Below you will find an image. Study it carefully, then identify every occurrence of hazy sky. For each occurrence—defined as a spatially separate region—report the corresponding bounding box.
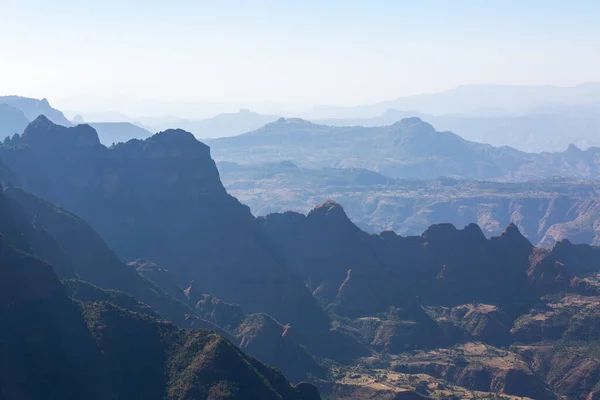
[1,0,600,107]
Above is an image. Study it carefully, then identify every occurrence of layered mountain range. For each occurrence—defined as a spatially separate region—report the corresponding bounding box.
[0,96,71,139]
[3,116,600,398]
[317,105,600,153]
[207,117,600,181]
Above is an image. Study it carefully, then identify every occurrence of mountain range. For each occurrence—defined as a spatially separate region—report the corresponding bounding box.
[303,83,600,118]
[23,85,600,153]
[0,96,71,139]
[147,109,280,139]
[317,105,600,153]
[4,117,600,398]
[207,117,600,181]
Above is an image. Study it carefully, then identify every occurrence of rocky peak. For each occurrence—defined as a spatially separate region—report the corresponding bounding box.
[421,223,459,244]
[463,222,487,240]
[255,117,320,136]
[21,116,101,149]
[496,223,533,248]
[392,117,436,134]
[307,200,350,222]
[117,128,211,159]
[550,239,574,257]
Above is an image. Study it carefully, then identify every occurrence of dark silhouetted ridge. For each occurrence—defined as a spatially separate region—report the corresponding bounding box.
[22,115,101,149]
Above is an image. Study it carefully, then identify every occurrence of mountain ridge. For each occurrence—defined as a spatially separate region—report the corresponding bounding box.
[207,116,600,182]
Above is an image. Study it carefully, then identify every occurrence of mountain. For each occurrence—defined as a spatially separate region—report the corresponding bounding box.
[0,166,328,386]
[317,106,600,153]
[87,122,153,145]
[218,163,600,246]
[207,117,600,181]
[303,83,600,118]
[0,215,319,399]
[150,109,280,139]
[0,103,30,139]
[0,116,359,360]
[260,204,537,315]
[0,95,71,126]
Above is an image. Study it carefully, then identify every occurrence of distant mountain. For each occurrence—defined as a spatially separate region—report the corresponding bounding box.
[0,95,71,126]
[87,122,153,145]
[303,83,600,118]
[318,106,600,152]
[64,110,133,123]
[207,117,600,181]
[150,109,280,139]
[0,103,29,139]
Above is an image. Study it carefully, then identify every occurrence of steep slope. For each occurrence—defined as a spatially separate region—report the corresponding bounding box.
[4,185,198,327]
[0,117,341,355]
[182,285,325,383]
[0,233,320,399]
[0,236,105,399]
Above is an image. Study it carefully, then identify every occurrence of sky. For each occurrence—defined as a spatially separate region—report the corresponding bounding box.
[1,0,600,112]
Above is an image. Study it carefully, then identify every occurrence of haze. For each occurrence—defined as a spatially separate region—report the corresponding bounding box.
[2,0,600,116]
